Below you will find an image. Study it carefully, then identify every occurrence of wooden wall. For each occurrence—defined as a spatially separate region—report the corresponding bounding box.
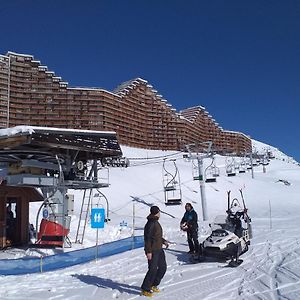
[0,52,252,154]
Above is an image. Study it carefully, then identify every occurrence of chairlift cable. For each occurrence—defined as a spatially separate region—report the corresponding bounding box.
[126,151,182,161]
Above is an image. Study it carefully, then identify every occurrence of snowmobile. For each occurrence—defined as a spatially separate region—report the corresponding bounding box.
[199,190,252,267]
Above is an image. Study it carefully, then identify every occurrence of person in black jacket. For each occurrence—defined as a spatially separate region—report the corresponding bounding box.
[141,205,169,297]
[180,203,199,254]
[6,204,15,244]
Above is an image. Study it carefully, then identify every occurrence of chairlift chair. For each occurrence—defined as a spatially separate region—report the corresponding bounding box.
[262,156,269,166]
[205,157,218,183]
[226,157,236,177]
[162,159,182,205]
[213,166,220,177]
[245,158,252,170]
[192,160,201,180]
[239,159,247,173]
[239,168,246,173]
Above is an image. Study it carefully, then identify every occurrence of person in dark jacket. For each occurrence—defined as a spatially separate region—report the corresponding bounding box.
[6,204,15,243]
[141,205,168,297]
[180,203,199,254]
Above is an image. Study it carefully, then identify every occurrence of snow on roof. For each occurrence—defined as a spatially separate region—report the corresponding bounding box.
[0,54,8,60]
[191,105,205,110]
[0,126,35,137]
[7,51,33,59]
[38,66,48,70]
[223,129,250,139]
[68,87,121,98]
[0,126,117,138]
[135,77,148,83]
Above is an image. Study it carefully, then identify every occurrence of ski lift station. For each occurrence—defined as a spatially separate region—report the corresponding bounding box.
[0,126,122,249]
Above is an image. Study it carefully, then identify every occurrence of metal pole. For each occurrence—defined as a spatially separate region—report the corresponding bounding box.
[62,189,65,251]
[250,153,254,179]
[7,55,10,128]
[269,199,272,230]
[198,157,208,221]
[263,154,267,173]
[132,200,135,249]
[96,228,99,260]
[132,200,135,237]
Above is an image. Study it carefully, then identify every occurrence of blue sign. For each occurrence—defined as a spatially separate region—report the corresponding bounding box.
[42,208,49,219]
[91,208,105,229]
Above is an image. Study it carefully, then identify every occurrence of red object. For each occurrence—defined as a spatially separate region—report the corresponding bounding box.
[37,219,69,246]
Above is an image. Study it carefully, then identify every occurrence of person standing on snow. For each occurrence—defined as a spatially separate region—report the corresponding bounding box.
[180,203,200,254]
[141,205,169,297]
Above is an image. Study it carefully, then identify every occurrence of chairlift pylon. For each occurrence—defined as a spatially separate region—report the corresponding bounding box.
[162,159,182,205]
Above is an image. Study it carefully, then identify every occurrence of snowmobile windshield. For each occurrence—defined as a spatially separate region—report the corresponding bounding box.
[211,229,228,237]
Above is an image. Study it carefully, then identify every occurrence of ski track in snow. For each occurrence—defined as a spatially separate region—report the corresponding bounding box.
[234,223,300,300]
[2,217,300,299]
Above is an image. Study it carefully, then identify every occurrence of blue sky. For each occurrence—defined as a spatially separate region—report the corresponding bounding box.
[1,1,299,161]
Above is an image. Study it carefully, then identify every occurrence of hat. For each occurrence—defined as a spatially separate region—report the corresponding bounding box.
[150,205,160,215]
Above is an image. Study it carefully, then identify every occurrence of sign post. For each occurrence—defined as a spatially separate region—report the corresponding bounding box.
[91,208,105,260]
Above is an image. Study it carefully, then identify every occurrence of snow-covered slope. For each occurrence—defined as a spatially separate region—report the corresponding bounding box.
[1,141,300,299]
[252,139,298,165]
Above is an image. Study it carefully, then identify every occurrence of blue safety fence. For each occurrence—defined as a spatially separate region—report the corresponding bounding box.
[0,235,144,276]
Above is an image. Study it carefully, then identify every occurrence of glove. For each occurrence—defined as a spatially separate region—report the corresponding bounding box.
[180,222,188,231]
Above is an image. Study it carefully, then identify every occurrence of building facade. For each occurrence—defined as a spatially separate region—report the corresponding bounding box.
[0,51,251,154]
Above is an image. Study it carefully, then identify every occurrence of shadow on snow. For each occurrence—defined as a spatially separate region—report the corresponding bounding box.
[72,274,141,295]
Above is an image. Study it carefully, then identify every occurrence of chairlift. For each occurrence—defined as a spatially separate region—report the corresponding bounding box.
[162,159,182,205]
[234,162,240,170]
[246,158,252,170]
[226,157,236,177]
[262,156,269,166]
[239,158,247,173]
[192,160,201,180]
[267,151,275,159]
[205,157,219,183]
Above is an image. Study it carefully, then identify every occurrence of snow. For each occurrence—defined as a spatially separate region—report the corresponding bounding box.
[1,140,300,299]
[0,125,35,137]
[0,125,117,137]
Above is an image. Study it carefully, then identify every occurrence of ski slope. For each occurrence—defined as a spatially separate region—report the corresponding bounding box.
[0,140,300,299]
